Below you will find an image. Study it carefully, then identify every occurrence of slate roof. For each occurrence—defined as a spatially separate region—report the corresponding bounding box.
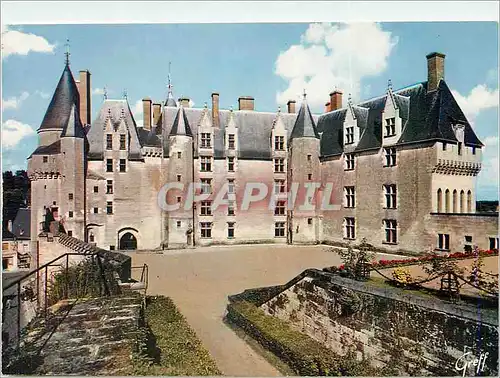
[169,106,193,137]
[30,140,61,156]
[60,103,86,138]
[39,63,80,132]
[318,79,483,157]
[87,99,143,160]
[290,98,320,140]
[4,208,31,240]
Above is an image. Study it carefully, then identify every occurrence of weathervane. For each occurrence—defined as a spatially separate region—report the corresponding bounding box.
[64,38,70,65]
[103,86,108,100]
[303,88,307,100]
[167,61,173,94]
[388,78,393,91]
[122,89,127,99]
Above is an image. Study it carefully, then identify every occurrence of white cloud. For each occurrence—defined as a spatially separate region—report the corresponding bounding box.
[478,136,499,188]
[275,23,398,109]
[34,90,50,99]
[92,87,112,96]
[189,99,195,108]
[451,85,499,124]
[2,119,35,148]
[2,91,30,110]
[132,100,143,126]
[2,26,56,59]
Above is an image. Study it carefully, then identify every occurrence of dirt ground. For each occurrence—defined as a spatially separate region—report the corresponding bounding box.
[128,244,406,376]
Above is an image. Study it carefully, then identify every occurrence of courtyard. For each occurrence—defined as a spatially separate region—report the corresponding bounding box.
[129,244,407,376]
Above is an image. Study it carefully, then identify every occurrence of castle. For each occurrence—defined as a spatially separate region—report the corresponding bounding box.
[27,52,499,253]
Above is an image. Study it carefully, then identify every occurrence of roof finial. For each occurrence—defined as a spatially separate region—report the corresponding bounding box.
[204,102,208,109]
[230,105,233,112]
[103,86,108,100]
[167,61,173,94]
[64,38,70,65]
[278,105,281,113]
[388,78,393,91]
[122,89,127,99]
[303,88,307,100]
[348,93,352,104]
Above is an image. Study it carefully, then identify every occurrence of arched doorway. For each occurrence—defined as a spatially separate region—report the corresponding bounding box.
[119,232,137,250]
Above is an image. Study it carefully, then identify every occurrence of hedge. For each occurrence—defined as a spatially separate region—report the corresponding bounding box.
[226,300,378,376]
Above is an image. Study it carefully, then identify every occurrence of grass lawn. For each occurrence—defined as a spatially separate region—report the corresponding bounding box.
[131,296,221,376]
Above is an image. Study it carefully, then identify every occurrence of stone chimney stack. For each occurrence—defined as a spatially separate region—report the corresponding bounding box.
[142,98,152,130]
[212,93,220,128]
[238,96,254,111]
[325,102,331,113]
[329,90,343,111]
[152,103,161,127]
[426,52,445,92]
[179,98,190,108]
[287,100,296,113]
[78,70,91,125]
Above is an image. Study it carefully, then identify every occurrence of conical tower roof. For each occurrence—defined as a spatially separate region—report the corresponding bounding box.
[61,103,86,138]
[290,93,319,139]
[38,63,80,132]
[170,105,192,137]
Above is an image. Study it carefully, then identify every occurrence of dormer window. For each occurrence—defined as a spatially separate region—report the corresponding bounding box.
[106,134,113,150]
[384,118,396,137]
[201,133,211,148]
[120,134,126,150]
[345,126,354,145]
[228,134,235,150]
[274,136,285,151]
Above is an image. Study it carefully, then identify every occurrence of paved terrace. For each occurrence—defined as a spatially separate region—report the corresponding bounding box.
[129,244,407,376]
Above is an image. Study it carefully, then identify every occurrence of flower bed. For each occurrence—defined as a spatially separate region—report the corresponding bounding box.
[326,249,498,273]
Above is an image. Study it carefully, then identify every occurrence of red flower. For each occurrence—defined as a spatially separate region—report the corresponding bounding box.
[338,264,345,270]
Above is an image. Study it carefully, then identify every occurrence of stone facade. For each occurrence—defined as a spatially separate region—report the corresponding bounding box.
[27,53,498,253]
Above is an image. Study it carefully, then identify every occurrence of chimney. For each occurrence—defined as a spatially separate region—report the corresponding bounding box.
[179,98,190,108]
[287,100,296,114]
[212,93,220,128]
[78,70,91,125]
[152,103,161,127]
[142,98,152,130]
[325,102,331,113]
[426,52,445,92]
[329,90,343,111]
[238,96,254,111]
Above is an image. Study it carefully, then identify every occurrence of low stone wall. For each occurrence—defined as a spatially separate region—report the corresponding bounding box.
[253,270,498,376]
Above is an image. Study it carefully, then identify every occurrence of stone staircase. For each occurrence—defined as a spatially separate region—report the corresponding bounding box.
[3,295,144,375]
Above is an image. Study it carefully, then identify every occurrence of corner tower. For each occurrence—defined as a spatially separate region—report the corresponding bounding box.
[288,92,321,244]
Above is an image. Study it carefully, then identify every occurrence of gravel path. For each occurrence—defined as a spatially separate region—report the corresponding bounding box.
[128,244,406,376]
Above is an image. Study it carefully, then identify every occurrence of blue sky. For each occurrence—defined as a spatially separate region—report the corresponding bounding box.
[2,22,498,199]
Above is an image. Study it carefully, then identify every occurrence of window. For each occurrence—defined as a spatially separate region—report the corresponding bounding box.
[67,231,73,237]
[307,154,312,161]
[345,217,355,239]
[467,190,472,213]
[119,159,126,172]
[458,142,463,156]
[489,237,499,250]
[106,134,113,150]
[464,235,473,252]
[384,184,397,209]
[452,190,458,213]
[228,157,235,172]
[384,117,396,137]
[445,189,450,213]
[345,126,354,144]
[275,201,286,216]
[460,190,465,213]
[201,179,212,194]
[274,180,285,194]
[177,221,182,228]
[437,233,450,250]
[274,158,285,173]
[94,186,99,193]
[177,151,182,159]
[200,156,212,172]
[89,234,95,243]
[345,154,355,170]
[200,222,212,238]
[107,180,113,194]
[275,136,284,151]
[201,201,212,216]
[106,201,113,214]
[345,186,355,208]
[228,134,235,150]
[177,174,182,182]
[228,201,235,216]
[68,193,74,200]
[472,147,476,155]
[201,133,211,148]
[68,211,73,218]
[110,245,115,251]
[228,222,235,238]
[275,222,285,237]
[442,142,447,151]
[437,189,442,212]
[306,173,311,180]
[308,218,313,225]
[43,156,48,163]
[93,207,98,214]
[384,219,397,244]
[228,179,235,194]
[177,196,182,203]
[384,148,396,167]
[106,159,113,172]
[120,134,126,150]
